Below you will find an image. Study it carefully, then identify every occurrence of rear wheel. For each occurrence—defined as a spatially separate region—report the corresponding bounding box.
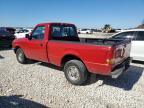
[16,48,28,64]
[64,60,88,85]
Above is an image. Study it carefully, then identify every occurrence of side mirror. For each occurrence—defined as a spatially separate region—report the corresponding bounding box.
[25,34,31,40]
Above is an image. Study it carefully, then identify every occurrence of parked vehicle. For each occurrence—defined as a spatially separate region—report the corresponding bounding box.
[78,29,92,34]
[0,27,15,35]
[90,29,99,33]
[110,29,144,61]
[15,29,33,38]
[0,30,15,48]
[13,22,131,85]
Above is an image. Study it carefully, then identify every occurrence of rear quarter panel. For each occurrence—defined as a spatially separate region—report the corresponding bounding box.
[48,41,112,75]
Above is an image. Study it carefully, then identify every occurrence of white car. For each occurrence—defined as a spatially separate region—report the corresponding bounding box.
[110,29,144,61]
[78,29,92,34]
[15,29,33,38]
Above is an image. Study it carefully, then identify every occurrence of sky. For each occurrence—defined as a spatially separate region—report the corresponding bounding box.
[0,0,144,28]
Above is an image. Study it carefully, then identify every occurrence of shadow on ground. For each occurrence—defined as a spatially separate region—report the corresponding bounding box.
[37,62,143,91]
[39,62,62,71]
[0,95,48,108]
[0,47,12,60]
[85,65,144,90]
[0,55,4,59]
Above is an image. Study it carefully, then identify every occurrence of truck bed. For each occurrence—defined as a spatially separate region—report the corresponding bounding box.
[52,36,131,46]
[80,38,131,46]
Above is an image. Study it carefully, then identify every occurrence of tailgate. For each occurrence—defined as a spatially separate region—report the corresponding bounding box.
[112,40,131,67]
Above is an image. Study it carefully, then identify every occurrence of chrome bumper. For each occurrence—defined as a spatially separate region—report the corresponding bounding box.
[111,66,125,78]
[110,57,131,78]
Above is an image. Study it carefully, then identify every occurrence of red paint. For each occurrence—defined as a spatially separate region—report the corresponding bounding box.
[12,22,131,75]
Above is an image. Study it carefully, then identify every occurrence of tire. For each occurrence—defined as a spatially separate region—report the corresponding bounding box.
[16,48,28,64]
[64,60,88,85]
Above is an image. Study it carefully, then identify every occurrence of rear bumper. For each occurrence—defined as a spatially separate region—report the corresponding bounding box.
[110,57,132,78]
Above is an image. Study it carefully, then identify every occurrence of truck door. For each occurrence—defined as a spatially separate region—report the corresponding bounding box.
[27,26,48,62]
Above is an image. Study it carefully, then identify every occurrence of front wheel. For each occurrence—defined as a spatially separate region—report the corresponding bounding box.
[64,60,88,85]
[16,48,28,64]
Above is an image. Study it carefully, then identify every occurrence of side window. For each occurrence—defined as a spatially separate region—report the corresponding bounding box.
[31,26,45,40]
[135,31,144,41]
[127,32,135,40]
[112,32,135,39]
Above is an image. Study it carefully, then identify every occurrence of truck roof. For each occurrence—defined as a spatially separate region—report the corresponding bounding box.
[36,22,75,26]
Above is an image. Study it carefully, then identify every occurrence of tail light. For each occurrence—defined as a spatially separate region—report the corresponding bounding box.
[106,47,125,65]
[115,48,125,58]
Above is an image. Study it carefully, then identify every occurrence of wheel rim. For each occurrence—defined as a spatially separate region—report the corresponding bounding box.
[67,66,80,81]
[18,51,24,62]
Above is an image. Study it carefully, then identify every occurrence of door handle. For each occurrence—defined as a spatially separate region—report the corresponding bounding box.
[40,43,43,46]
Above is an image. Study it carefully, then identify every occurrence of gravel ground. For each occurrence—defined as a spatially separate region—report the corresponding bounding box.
[0,48,144,108]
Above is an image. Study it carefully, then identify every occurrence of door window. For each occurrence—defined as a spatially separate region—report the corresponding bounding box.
[112,31,135,39]
[31,26,45,40]
[135,31,144,41]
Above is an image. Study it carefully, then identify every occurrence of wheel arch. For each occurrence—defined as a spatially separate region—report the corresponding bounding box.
[14,46,21,53]
[61,54,87,69]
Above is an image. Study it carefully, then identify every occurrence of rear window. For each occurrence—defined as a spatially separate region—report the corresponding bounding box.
[52,25,77,37]
[51,25,79,41]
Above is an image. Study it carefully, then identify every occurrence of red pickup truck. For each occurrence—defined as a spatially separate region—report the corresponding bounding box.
[13,22,131,85]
